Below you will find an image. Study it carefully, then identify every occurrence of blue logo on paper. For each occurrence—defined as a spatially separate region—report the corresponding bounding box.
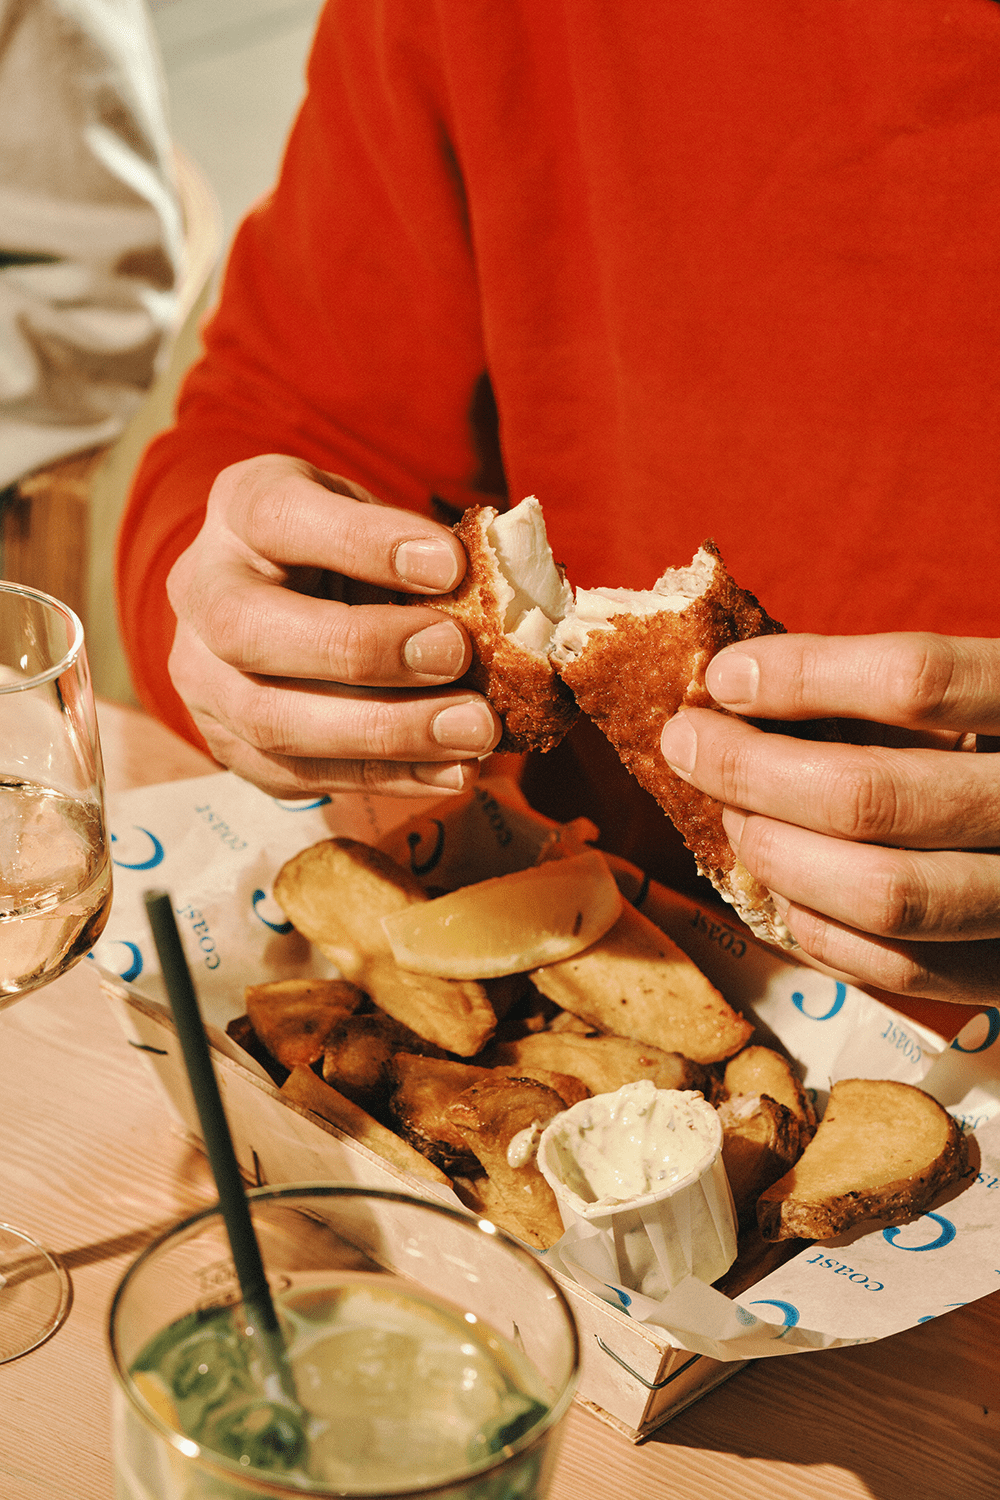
[251,889,294,934]
[749,1298,800,1332]
[883,1213,956,1253]
[96,939,144,982]
[791,980,847,1022]
[918,1302,967,1323]
[950,1008,1000,1055]
[273,796,331,811]
[111,827,165,871]
[407,820,445,876]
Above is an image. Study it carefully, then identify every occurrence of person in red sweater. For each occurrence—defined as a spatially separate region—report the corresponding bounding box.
[117,0,1000,1011]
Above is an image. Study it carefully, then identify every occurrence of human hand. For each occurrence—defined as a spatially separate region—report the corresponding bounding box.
[165,455,501,797]
[659,632,1000,1007]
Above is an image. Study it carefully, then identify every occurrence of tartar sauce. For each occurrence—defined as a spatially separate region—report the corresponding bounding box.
[539,1080,721,1207]
[506,1119,545,1169]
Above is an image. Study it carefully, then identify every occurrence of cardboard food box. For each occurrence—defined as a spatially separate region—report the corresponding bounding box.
[96,772,1000,1442]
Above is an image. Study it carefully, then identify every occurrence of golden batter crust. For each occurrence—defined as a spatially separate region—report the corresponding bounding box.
[418,506,579,754]
[556,543,790,943]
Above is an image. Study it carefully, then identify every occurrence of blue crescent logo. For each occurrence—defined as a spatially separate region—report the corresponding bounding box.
[251,889,294,933]
[791,980,847,1022]
[883,1212,957,1253]
[407,820,446,876]
[111,827,165,871]
[94,940,143,982]
[272,796,332,811]
[950,1007,1000,1055]
[748,1298,800,1333]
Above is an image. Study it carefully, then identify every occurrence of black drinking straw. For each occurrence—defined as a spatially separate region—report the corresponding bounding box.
[143,889,300,1410]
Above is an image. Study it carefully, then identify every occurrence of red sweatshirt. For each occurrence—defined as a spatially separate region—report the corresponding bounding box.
[117,0,1000,750]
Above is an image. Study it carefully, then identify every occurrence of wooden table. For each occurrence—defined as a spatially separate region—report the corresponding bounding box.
[1,700,997,1500]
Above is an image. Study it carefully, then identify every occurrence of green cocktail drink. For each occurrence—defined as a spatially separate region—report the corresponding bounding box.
[109,1186,579,1500]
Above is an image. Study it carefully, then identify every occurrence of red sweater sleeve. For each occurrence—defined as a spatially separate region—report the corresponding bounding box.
[116,0,491,743]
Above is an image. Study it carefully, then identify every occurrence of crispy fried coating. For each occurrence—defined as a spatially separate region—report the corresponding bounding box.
[427,504,578,754]
[529,900,753,1064]
[554,543,791,945]
[446,1077,568,1249]
[388,1054,495,1173]
[244,976,365,1071]
[489,1030,711,1099]
[272,837,496,1055]
[757,1078,971,1242]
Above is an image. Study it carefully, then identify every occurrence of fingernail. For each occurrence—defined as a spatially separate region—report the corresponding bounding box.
[721,806,746,849]
[708,650,759,708]
[413,761,472,790]
[431,700,498,751]
[660,712,697,777]
[402,621,467,677]
[394,538,461,591]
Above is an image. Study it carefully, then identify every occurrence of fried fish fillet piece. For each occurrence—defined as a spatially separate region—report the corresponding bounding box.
[244,977,366,1071]
[529,901,753,1065]
[387,1053,495,1173]
[279,1066,452,1187]
[420,497,579,753]
[757,1077,970,1242]
[552,542,792,946]
[446,1077,568,1249]
[272,837,496,1056]
[489,1030,712,1099]
[723,1045,817,1139]
[716,1092,803,1227]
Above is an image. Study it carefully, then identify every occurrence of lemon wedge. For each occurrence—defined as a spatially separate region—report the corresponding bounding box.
[380,850,623,979]
[132,1369,182,1429]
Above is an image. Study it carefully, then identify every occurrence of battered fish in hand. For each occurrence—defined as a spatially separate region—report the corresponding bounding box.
[552,543,792,945]
[423,494,798,946]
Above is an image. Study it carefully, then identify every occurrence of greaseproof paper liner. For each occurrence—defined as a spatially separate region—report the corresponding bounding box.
[95,770,1000,1362]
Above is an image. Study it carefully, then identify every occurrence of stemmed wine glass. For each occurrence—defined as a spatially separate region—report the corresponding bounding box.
[0,580,112,1361]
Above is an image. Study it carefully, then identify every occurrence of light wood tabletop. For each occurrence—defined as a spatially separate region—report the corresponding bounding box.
[1,698,997,1500]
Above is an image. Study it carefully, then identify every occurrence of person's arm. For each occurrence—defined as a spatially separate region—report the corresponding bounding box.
[659,632,1000,1008]
[116,0,499,784]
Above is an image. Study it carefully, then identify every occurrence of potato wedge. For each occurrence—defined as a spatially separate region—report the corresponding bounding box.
[446,1077,568,1249]
[490,1030,711,1099]
[244,977,365,1071]
[723,1046,816,1139]
[757,1078,970,1241]
[529,901,753,1064]
[320,1013,446,1112]
[388,1054,495,1173]
[716,1093,802,1227]
[272,838,496,1055]
[491,1064,591,1108]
